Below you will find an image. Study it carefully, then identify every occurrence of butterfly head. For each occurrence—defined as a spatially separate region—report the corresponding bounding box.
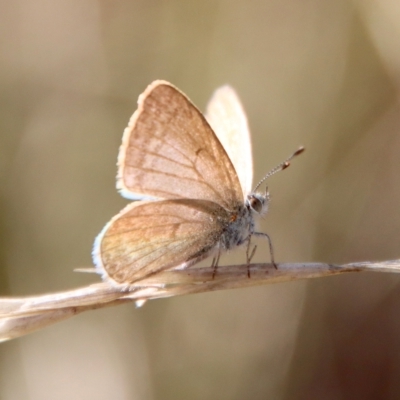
[247,146,305,216]
[246,188,270,216]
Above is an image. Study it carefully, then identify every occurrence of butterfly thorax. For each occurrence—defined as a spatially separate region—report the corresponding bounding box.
[219,204,251,250]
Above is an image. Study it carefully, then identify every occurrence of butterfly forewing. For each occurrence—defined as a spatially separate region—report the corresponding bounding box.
[205,85,253,196]
[94,199,230,284]
[117,81,244,208]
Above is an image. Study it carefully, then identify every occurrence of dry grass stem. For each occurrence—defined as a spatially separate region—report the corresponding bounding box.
[1,259,400,342]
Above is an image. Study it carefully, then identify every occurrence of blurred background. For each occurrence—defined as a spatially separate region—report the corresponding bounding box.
[1,1,400,399]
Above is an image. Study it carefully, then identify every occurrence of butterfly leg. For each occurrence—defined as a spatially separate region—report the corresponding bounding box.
[211,248,221,279]
[253,232,277,269]
[245,235,257,278]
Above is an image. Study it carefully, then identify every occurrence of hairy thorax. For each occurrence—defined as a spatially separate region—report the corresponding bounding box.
[220,204,254,250]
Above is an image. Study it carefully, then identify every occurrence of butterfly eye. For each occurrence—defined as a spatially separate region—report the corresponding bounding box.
[247,194,264,213]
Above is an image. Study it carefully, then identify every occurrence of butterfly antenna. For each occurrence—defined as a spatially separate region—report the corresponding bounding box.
[253,146,305,192]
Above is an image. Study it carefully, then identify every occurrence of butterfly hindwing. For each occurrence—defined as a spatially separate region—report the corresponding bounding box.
[93,199,230,284]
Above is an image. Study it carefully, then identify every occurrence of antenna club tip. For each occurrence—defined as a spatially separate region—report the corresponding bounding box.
[252,145,305,191]
[294,146,305,156]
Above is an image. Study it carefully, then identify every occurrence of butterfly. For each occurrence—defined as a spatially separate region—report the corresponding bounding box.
[92,80,303,285]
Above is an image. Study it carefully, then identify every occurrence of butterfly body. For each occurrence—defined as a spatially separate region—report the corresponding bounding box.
[220,203,252,250]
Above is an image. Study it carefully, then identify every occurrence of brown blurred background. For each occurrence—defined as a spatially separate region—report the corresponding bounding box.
[1,1,400,399]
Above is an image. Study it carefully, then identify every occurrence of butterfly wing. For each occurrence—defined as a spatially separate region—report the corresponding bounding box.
[117,80,244,208]
[93,199,230,284]
[205,85,253,197]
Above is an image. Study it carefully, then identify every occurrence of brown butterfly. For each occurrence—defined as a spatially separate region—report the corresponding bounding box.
[92,81,303,285]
